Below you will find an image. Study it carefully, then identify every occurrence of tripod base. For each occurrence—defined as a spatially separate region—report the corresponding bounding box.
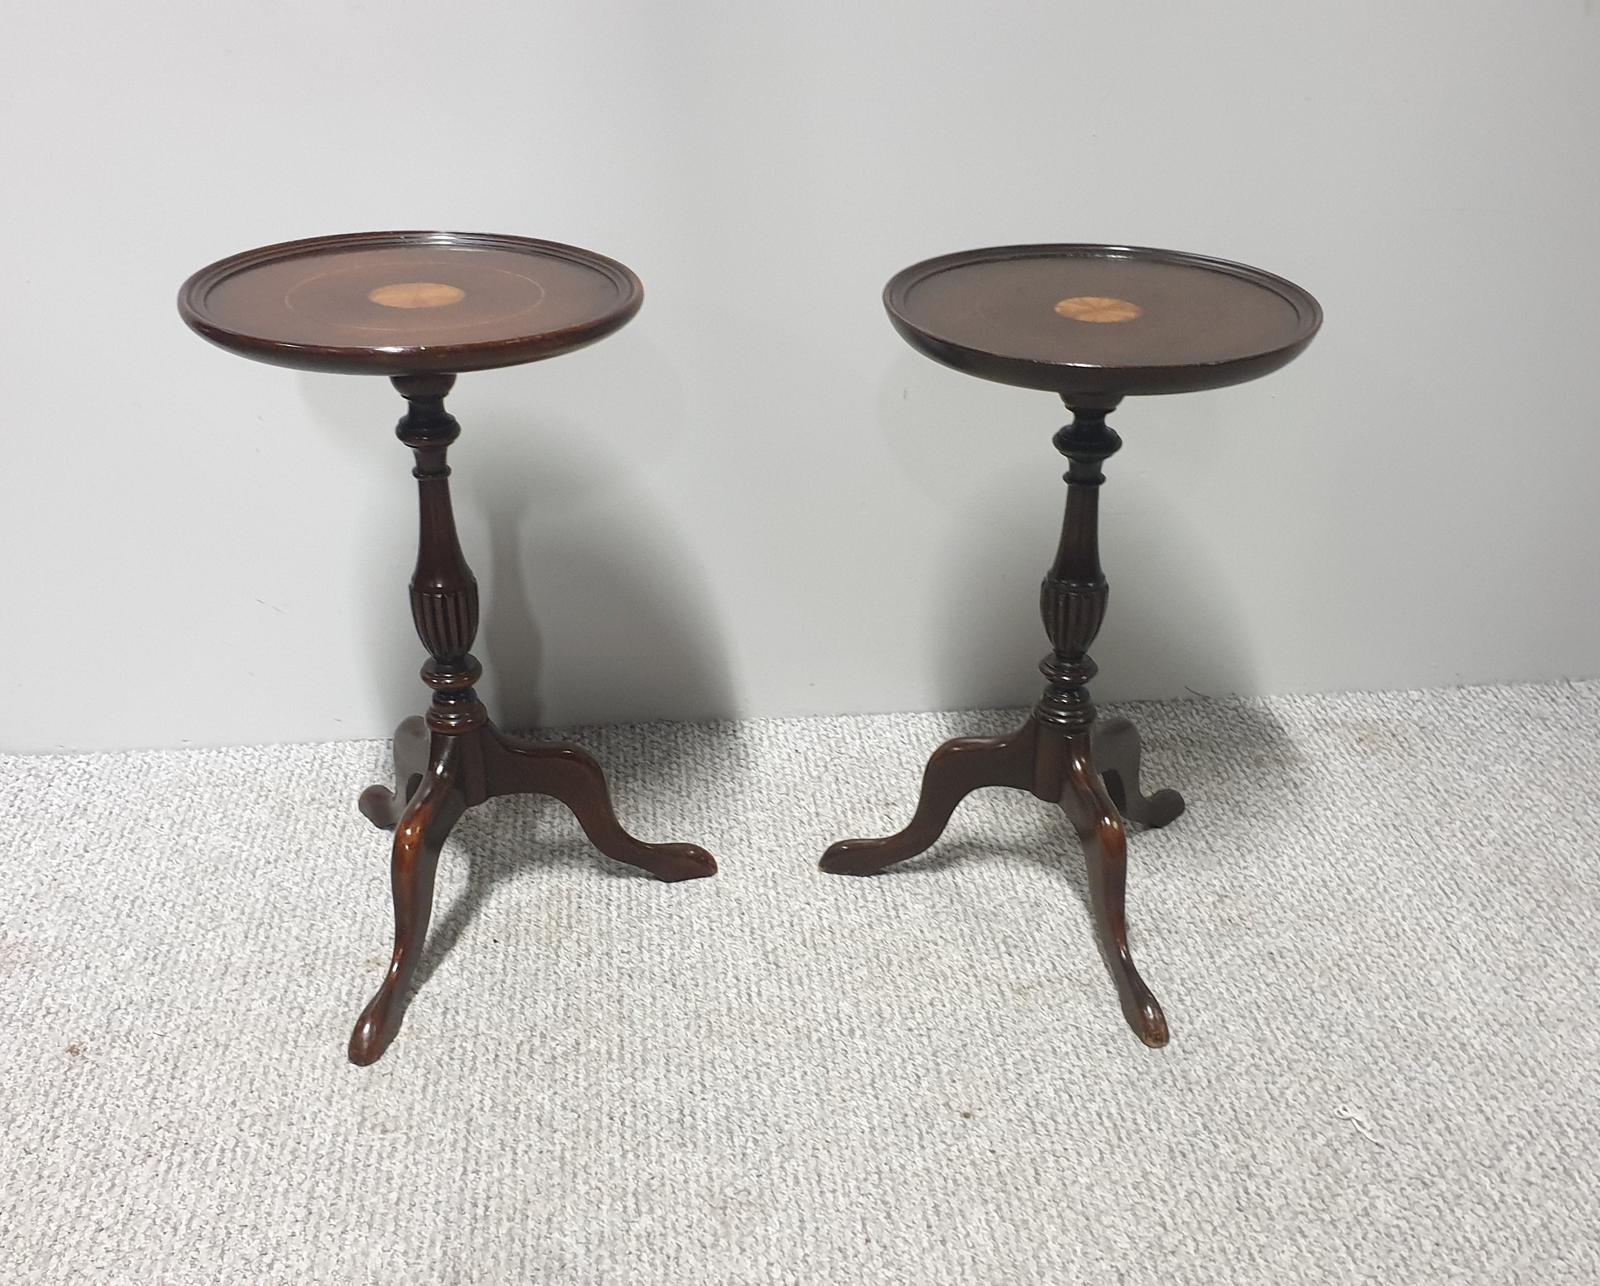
[350,714,715,1065]
[819,715,1182,1047]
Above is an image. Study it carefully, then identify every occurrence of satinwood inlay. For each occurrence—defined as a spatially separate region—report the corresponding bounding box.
[1055,295,1141,323]
[369,282,466,309]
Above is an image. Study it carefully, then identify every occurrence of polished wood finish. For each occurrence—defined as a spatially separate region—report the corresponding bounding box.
[348,374,714,1065]
[179,232,709,1067]
[821,404,1180,1046]
[1093,716,1186,829]
[829,244,1321,1047]
[884,243,1321,400]
[178,231,642,375]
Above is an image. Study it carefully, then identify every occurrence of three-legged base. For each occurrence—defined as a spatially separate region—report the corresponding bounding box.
[349,715,716,1065]
[819,715,1183,1047]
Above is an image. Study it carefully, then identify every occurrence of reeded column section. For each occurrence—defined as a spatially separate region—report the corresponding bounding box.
[392,373,484,733]
[1034,403,1122,731]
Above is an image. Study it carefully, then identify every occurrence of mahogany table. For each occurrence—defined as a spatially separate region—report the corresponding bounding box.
[821,244,1321,1047]
[178,231,716,1065]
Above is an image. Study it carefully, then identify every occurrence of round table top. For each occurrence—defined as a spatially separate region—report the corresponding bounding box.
[178,231,642,376]
[884,244,1321,400]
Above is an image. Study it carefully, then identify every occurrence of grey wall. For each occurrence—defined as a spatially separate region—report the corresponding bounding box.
[5,1,1598,752]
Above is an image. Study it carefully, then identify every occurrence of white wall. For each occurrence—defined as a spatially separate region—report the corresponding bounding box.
[5,1,1598,752]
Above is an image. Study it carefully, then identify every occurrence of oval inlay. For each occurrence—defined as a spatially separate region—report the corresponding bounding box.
[1055,296,1141,323]
[368,282,467,309]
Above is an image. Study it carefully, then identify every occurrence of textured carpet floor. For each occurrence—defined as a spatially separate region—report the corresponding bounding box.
[4,681,1599,1285]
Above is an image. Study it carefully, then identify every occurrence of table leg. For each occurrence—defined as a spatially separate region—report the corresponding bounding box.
[819,724,1035,875]
[1035,725,1169,1047]
[1092,717,1185,830]
[358,715,430,829]
[348,735,466,1065]
[482,724,716,881]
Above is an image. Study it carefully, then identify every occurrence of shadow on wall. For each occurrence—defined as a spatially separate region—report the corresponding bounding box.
[457,415,738,732]
[872,355,1302,826]
[293,352,739,733]
[873,354,1263,711]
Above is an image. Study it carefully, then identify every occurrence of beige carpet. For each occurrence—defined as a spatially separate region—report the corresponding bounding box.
[4,681,1598,1284]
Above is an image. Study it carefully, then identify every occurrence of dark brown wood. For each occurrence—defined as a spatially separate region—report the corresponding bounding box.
[348,375,714,1066]
[825,244,1318,1047]
[821,404,1179,1046]
[179,232,710,1067]
[884,244,1321,400]
[350,734,467,1066]
[358,714,429,829]
[177,231,642,376]
[1094,716,1185,829]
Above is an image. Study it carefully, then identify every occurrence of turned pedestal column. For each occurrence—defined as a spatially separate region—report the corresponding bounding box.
[348,373,714,1065]
[822,401,1183,1044]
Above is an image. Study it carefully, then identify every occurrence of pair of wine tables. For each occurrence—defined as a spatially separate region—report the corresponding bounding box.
[178,232,1320,1064]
